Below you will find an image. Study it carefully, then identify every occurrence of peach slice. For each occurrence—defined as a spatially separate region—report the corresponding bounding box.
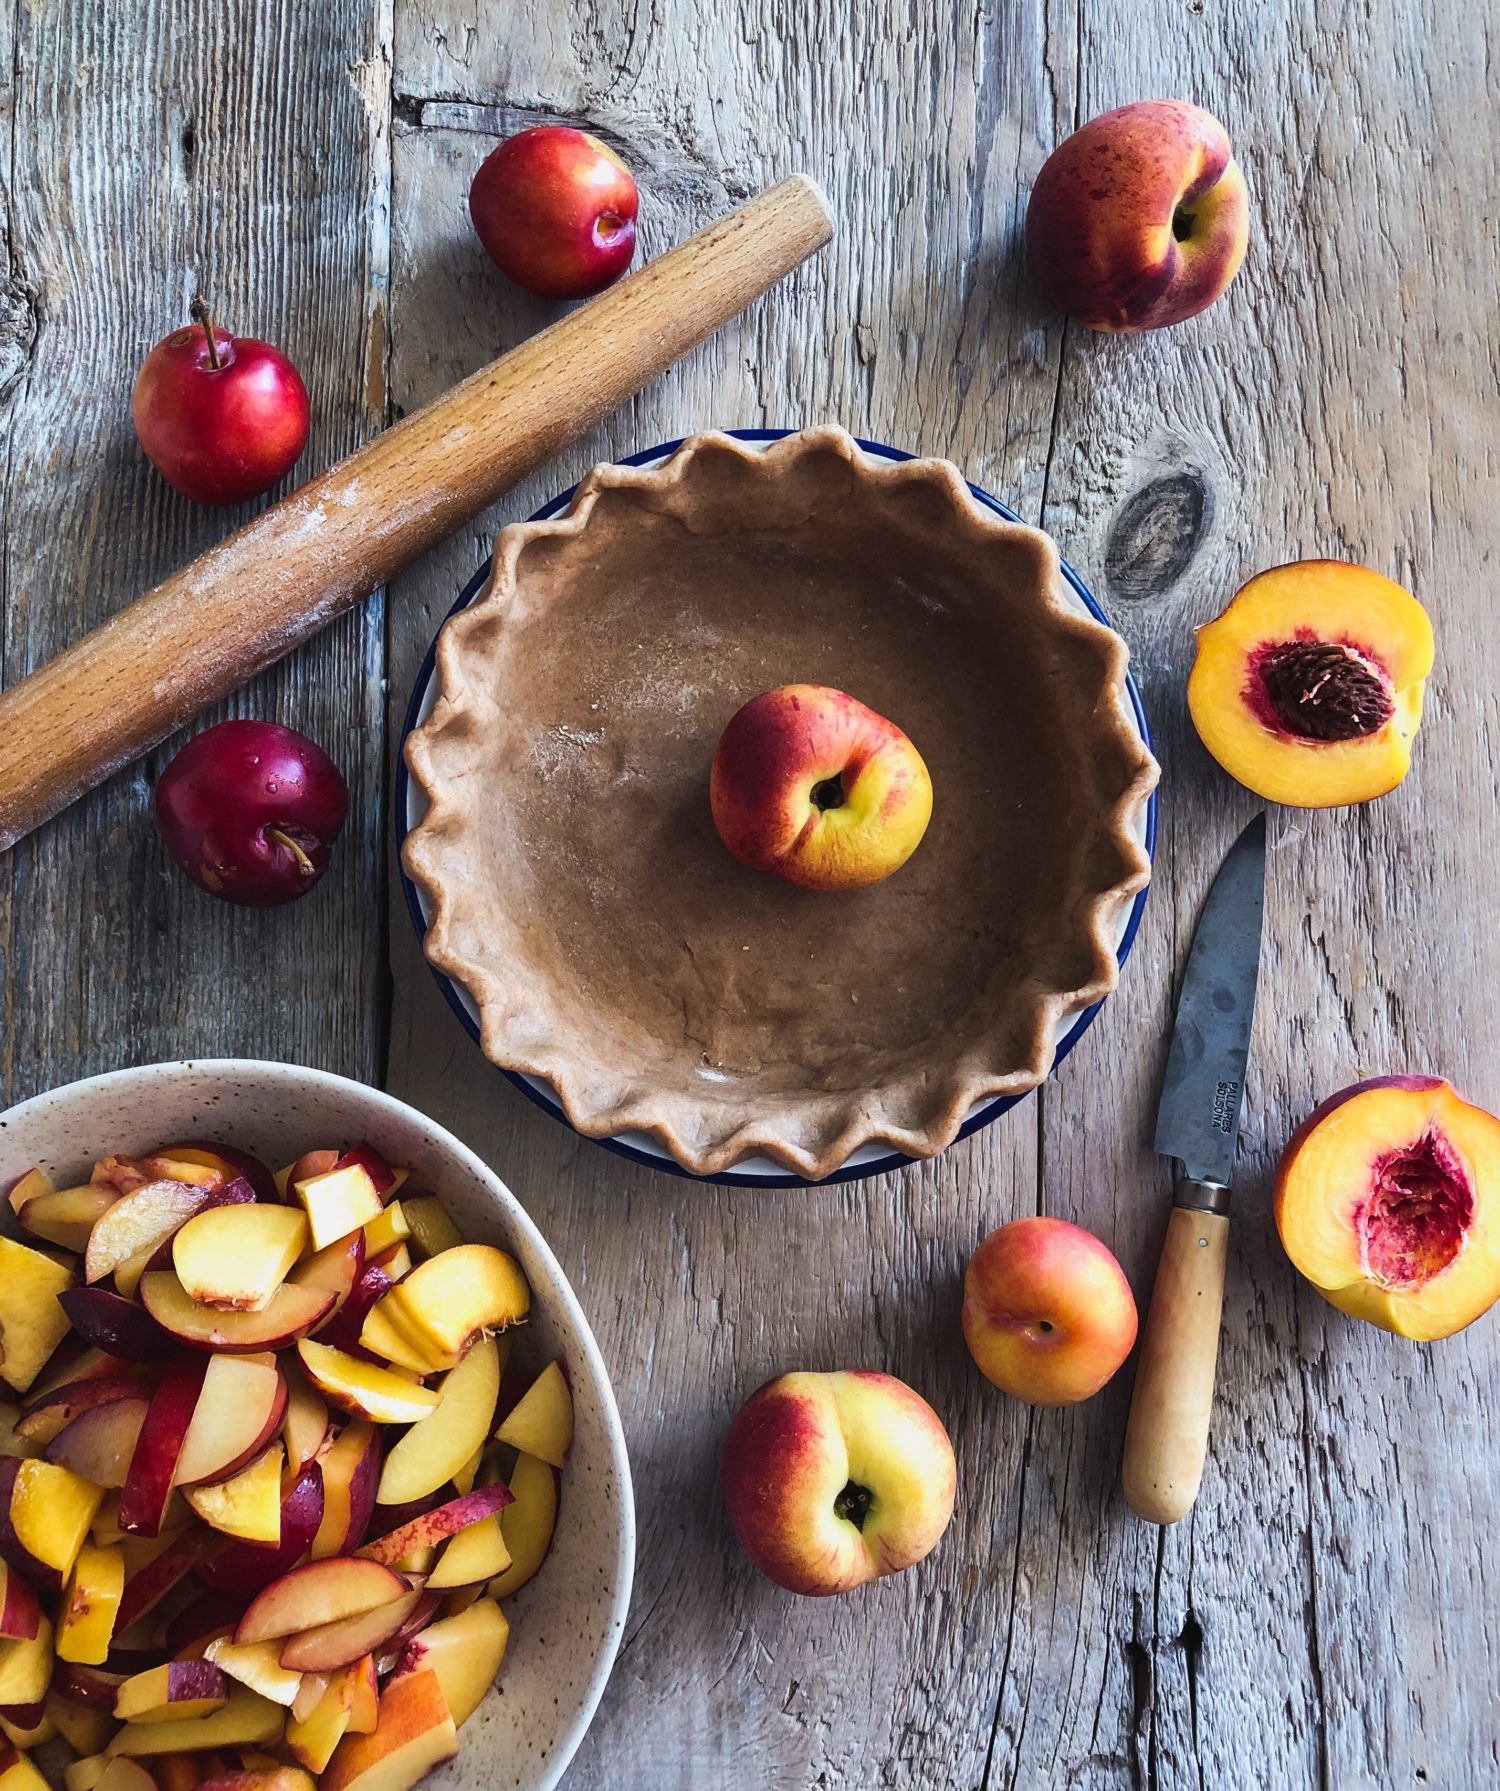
[114,1526,217,1632]
[202,1636,302,1708]
[139,1273,335,1353]
[172,1206,308,1313]
[308,1426,379,1563]
[118,1357,207,1536]
[3,1171,51,1217]
[392,1598,507,1729]
[322,1666,457,1791]
[27,1344,135,1403]
[486,1451,557,1600]
[293,1165,383,1254]
[84,1181,252,1286]
[377,1246,530,1371]
[361,1205,409,1261]
[425,1507,509,1591]
[1188,561,1434,807]
[284,1664,354,1772]
[1275,1076,1500,1339]
[19,1377,144,1449]
[278,1587,425,1674]
[367,1242,412,1281]
[103,1684,283,1756]
[294,1342,438,1427]
[185,1444,285,1543]
[45,1692,116,1755]
[358,1484,512,1567]
[493,1360,572,1468]
[398,1197,461,1262]
[45,1395,152,1495]
[0,1459,104,1590]
[281,1374,329,1480]
[0,1620,52,1707]
[199,1462,325,1596]
[376,1336,498,1507]
[57,1542,125,1664]
[0,1567,40,1645]
[158,1142,280,1206]
[0,1238,75,1396]
[12,1183,117,1254]
[0,1710,51,1750]
[0,1743,49,1791]
[345,1654,378,1735]
[62,1757,112,1791]
[289,1230,366,1320]
[174,1355,287,1488]
[113,1659,229,1723]
[355,1301,439,1377]
[236,1558,409,1645]
[56,1292,174,1365]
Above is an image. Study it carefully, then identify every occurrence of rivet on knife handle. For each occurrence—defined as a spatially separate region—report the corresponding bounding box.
[1122,1186,1230,1524]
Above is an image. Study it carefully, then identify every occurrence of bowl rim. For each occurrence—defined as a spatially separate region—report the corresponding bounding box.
[397,428,1159,1188]
[0,1055,636,1791]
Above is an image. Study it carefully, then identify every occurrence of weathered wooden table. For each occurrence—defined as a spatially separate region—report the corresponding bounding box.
[5,2,1496,1784]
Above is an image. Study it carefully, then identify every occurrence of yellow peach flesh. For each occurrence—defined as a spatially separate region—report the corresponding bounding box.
[1189,562,1433,807]
[1275,1080,1500,1339]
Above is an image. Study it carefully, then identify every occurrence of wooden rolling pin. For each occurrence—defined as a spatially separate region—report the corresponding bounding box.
[0,174,835,852]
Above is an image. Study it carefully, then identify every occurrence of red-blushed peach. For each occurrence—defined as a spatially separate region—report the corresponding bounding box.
[961,1217,1138,1405]
[709,685,933,892]
[1274,1077,1500,1340]
[719,1369,955,1596]
[1025,100,1249,331]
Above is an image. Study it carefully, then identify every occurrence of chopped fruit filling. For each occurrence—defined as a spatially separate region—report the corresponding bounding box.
[0,1132,565,1790]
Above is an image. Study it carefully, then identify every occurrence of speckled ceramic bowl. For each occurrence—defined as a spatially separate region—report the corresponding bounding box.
[0,1058,634,1791]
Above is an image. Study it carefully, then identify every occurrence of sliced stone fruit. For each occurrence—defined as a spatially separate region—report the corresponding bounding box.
[1275,1075,1500,1338]
[1188,560,1433,806]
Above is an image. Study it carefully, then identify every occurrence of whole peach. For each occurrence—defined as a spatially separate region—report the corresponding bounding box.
[962,1217,1138,1405]
[710,685,932,892]
[720,1370,956,1596]
[1025,100,1249,331]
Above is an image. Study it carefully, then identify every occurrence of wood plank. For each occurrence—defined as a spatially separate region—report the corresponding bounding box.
[383,4,1076,1784]
[1026,3,1500,1786]
[0,0,393,1100]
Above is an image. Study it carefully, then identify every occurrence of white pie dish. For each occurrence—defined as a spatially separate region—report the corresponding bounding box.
[0,1057,634,1791]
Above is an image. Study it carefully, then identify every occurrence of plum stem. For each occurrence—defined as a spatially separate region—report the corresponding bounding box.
[190,293,222,370]
[268,829,314,876]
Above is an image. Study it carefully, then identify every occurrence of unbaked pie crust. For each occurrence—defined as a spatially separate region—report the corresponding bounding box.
[404,428,1159,1179]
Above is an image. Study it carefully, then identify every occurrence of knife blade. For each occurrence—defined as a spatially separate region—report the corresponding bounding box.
[1121,812,1267,1525]
[1153,811,1268,1191]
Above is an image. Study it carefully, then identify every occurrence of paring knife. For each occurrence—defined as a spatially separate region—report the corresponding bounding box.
[1122,812,1267,1525]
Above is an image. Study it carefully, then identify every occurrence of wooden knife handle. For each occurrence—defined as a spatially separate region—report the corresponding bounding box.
[0,174,835,853]
[1121,1193,1229,1525]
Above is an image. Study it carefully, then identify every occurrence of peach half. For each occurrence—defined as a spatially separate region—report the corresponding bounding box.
[1188,561,1433,806]
[1274,1077,1500,1340]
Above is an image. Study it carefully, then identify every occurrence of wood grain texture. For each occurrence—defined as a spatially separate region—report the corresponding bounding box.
[2,0,1495,1786]
[0,175,830,852]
